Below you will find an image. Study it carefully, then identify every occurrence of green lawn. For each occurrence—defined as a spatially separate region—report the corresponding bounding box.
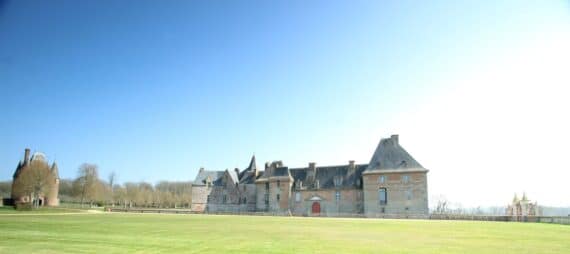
[0,212,568,254]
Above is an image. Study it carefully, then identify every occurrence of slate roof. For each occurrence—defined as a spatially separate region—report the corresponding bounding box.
[290,164,368,189]
[366,135,424,171]
[239,155,259,184]
[273,167,290,177]
[227,169,239,184]
[192,170,224,186]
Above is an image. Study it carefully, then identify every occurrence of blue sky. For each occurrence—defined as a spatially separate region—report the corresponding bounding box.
[1,1,569,206]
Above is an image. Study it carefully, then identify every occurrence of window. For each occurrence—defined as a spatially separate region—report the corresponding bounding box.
[265,182,269,190]
[379,188,387,205]
[223,195,227,203]
[277,180,280,188]
[243,185,246,191]
[378,175,386,184]
[243,197,247,204]
[381,207,385,213]
[207,195,210,202]
[295,192,301,202]
[406,189,412,200]
[276,194,280,201]
[264,193,269,204]
[335,191,341,202]
[402,175,410,184]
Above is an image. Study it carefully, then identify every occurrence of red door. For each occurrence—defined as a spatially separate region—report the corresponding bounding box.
[312,202,321,214]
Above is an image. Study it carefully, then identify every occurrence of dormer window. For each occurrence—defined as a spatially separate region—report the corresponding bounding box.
[334,176,343,187]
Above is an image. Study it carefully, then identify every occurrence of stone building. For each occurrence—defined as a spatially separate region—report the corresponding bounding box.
[11,148,60,207]
[191,135,429,217]
[191,156,259,212]
[506,193,540,219]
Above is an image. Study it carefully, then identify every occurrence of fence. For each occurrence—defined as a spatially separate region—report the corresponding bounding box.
[429,214,570,225]
[108,208,570,225]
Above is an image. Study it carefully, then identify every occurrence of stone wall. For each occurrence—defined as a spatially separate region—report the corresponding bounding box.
[363,171,428,217]
[191,185,211,212]
[255,176,292,212]
[289,189,363,216]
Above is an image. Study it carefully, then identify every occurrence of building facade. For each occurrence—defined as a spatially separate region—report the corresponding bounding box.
[191,135,429,217]
[11,148,60,207]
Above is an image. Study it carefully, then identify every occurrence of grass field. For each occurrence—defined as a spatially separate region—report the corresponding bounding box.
[1,210,569,254]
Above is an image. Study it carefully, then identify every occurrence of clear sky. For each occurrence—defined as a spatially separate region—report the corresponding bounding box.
[1,1,569,207]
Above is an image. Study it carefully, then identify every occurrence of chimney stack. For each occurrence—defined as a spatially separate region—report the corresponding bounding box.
[199,167,205,173]
[307,162,317,181]
[24,148,30,165]
[348,160,356,175]
[234,168,240,177]
[309,162,316,170]
[391,134,399,145]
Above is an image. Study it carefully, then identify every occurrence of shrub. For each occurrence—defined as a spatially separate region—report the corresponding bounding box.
[15,202,32,211]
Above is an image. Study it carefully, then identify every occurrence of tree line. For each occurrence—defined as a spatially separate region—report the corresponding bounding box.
[64,163,193,208]
[2,163,192,209]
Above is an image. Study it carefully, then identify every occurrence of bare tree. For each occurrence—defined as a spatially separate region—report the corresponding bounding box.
[0,181,12,198]
[108,172,116,206]
[432,195,449,214]
[74,163,99,207]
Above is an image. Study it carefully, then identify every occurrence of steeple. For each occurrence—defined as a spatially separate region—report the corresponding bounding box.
[248,155,257,176]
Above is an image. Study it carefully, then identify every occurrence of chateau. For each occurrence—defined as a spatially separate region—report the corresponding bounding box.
[507,193,540,219]
[12,149,60,207]
[192,135,429,217]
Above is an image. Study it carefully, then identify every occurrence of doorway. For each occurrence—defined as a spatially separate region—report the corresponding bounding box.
[311,202,321,215]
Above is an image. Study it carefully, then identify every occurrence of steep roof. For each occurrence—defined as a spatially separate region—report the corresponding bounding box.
[51,162,59,179]
[247,155,257,172]
[239,155,259,184]
[227,169,239,184]
[290,164,367,189]
[366,135,425,171]
[192,170,224,186]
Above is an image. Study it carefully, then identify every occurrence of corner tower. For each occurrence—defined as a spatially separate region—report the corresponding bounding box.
[362,135,429,217]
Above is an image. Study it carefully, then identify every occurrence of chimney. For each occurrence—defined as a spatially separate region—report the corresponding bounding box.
[307,162,317,181]
[234,168,240,177]
[309,162,316,170]
[24,148,30,165]
[391,134,399,145]
[348,160,356,175]
[199,167,205,173]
